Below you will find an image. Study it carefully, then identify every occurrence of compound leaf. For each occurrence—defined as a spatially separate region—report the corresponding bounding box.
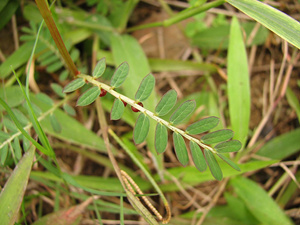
[217,153,240,171]
[201,129,233,145]
[135,73,155,102]
[133,113,150,144]
[111,61,129,88]
[204,149,223,181]
[170,100,195,125]
[93,57,106,78]
[63,78,85,93]
[215,140,242,153]
[155,123,168,154]
[186,116,220,135]
[155,89,177,116]
[111,98,125,120]
[173,132,189,166]
[76,86,100,106]
[190,141,207,172]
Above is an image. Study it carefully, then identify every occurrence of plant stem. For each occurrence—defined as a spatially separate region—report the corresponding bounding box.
[78,74,216,153]
[126,0,225,32]
[35,0,79,76]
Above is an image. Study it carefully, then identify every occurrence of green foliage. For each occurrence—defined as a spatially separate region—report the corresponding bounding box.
[93,57,106,78]
[190,141,206,172]
[111,61,129,88]
[76,86,101,106]
[170,100,196,125]
[186,116,219,135]
[111,98,125,120]
[155,123,168,154]
[173,132,189,166]
[155,89,177,116]
[135,73,155,102]
[63,78,85,93]
[133,113,150,144]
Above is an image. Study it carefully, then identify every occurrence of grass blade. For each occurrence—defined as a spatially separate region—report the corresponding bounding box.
[173,132,189,166]
[155,89,177,116]
[0,145,35,225]
[133,113,150,144]
[227,16,250,147]
[170,100,195,125]
[155,123,168,154]
[135,73,155,102]
[227,0,300,49]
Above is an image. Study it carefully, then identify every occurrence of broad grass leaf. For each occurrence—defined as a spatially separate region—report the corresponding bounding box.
[111,61,129,88]
[204,149,223,181]
[201,129,233,145]
[231,176,293,225]
[36,93,54,106]
[50,83,66,98]
[135,73,155,102]
[170,100,195,125]
[0,145,35,225]
[92,57,106,78]
[155,123,168,154]
[110,98,125,120]
[173,132,189,166]
[256,128,300,160]
[155,89,177,116]
[76,86,100,106]
[186,116,219,135]
[190,141,207,172]
[63,103,76,116]
[217,153,240,171]
[133,114,150,144]
[215,140,242,153]
[49,114,62,133]
[227,0,300,49]
[227,17,250,147]
[63,78,85,93]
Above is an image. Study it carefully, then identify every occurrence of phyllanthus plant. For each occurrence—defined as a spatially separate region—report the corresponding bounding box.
[63,58,242,180]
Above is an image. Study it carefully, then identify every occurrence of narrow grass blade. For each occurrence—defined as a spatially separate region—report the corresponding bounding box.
[215,140,242,153]
[201,129,233,145]
[155,123,168,154]
[111,61,129,88]
[227,16,250,146]
[155,89,177,116]
[135,73,155,102]
[204,149,223,181]
[93,57,106,78]
[63,78,85,93]
[231,176,293,225]
[190,141,207,172]
[173,132,189,166]
[110,98,125,120]
[170,100,195,125]
[186,116,219,135]
[217,153,240,171]
[227,0,300,49]
[133,113,150,144]
[0,145,35,225]
[76,86,100,106]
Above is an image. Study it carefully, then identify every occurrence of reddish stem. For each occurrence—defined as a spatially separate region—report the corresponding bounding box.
[35,0,78,76]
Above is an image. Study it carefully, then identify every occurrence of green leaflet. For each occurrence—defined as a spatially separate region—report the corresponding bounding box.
[0,144,8,165]
[76,86,100,106]
[155,123,168,154]
[133,113,150,144]
[36,93,54,106]
[49,114,62,133]
[201,129,233,145]
[173,132,189,166]
[190,141,207,172]
[215,140,242,153]
[135,73,155,102]
[186,116,219,135]
[170,100,196,125]
[204,149,222,181]
[227,0,300,49]
[111,61,129,88]
[227,16,250,147]
[231,176,293,225]
[155,89,177,116]
[63,78,85,93]
[110,98,125,120]
[0,86,24,111]
[50,83,66,98]
[217,154,240,171]
[63,103,76,116]
[12,137,22,161]
[92,57,106,78]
